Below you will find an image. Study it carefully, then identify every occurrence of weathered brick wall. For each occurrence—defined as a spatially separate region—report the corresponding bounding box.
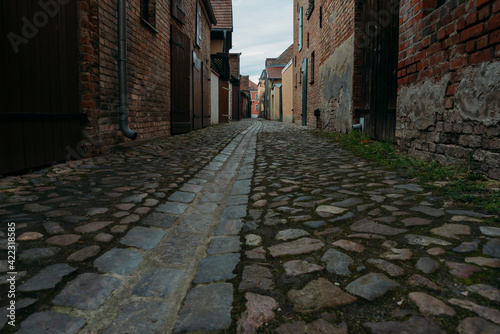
[95,0,172,149]
[77,0,212,155]
[397,0,500,178]
[293,0,356,131]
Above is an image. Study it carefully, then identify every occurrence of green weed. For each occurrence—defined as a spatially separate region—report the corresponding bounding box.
[317,130,500,215]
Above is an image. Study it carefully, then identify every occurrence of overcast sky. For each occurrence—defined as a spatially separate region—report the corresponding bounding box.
[231,0,293,84]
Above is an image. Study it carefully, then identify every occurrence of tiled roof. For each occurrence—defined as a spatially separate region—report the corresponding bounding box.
[266,65,285,80]
[249,80,258,91]
[211,0,233,30]
[272,44,293,66]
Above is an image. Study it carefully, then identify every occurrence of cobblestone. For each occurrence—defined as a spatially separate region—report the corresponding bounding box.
[1,119,498,332]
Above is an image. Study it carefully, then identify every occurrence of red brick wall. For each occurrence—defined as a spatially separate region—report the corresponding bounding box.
[397,0,500,178]
[77,0,212,155]
[293,0,356,130]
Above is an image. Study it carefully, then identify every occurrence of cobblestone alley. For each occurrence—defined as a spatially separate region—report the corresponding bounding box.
[0,119,499,333]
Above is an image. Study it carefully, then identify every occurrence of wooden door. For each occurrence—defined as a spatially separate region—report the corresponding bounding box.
[232,83,239,121]
[0,0,81,175]
[219,81,229,123]
[171,26,191,134]
[202,63,210,128]
[192,52,202,130]
[359,0,399,142]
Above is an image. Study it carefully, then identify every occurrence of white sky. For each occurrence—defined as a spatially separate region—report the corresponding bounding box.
[231,0,293,84]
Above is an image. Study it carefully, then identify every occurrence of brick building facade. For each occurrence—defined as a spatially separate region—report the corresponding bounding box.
[397,0,500,178]
[1,0,215,175]
[293,0,359,132]
[292,0,498,178]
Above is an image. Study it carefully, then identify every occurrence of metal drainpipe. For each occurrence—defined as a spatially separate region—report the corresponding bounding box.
[117,0,137,140]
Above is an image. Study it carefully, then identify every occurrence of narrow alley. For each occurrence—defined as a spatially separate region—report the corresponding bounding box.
[0,119,498,333]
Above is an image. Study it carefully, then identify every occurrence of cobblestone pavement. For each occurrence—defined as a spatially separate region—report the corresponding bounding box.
[0,119,499,333]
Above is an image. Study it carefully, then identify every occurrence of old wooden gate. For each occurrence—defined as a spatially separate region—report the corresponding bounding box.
[0,0,81,175]
[193,52,203,131]
[232,82,239,121]
[202,63,210,128]
[219,81,229,123]
[358,0,399,142]
[171,26,191,134]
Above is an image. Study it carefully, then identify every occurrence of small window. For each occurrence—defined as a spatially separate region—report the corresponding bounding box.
[320,6,322,28]
[172,0,186,24]
[141,0,156,29]
[195,1,202,47]
[307,33,309,48]
[255,93,258,100]
[255,105,258,111]
[299,7,303,51]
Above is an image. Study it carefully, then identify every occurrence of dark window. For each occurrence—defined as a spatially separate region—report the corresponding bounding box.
[172,0,186,24]
[299,7,303,51]
[307,32,309,48]
[141,0,156,29]
[320,6,322,28]
[306,0,315,19]
[195,1,202,47]
[310,52,315,84]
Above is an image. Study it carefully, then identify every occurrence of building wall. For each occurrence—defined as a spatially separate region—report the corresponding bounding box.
[250,91,259,117]
[258,81,266,117]
[282,64,294,123]
[211,71,220,124]
[397,0,500,179]
[211,39,224,54]
[80,0,212,154]
[293,0,356,130]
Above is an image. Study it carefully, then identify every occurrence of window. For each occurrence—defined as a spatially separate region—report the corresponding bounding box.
[306,0,314,20]
[255,93,258,100]
[299,7,303,51]
[195,1,202,47]
[172,0,186,24]
[141,0,157,30]
[307,32,309,48]
[310,52,315,84]
[255,105,258,111]
[320,6,322,28]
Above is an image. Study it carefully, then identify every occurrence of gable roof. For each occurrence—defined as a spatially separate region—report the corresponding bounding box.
[266,65,285,80]
[272,44,293,66]
[211,0,233,30]
[249,80,258,91]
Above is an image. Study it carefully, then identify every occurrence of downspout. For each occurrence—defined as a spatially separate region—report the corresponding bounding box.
[117,0,138,140]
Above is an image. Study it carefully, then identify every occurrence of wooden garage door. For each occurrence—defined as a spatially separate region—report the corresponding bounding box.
[359,0,399,142]
[171,25,191,135]
[0,0,81,174]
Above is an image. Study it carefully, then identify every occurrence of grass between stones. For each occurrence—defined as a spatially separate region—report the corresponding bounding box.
[317,130,500,218]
